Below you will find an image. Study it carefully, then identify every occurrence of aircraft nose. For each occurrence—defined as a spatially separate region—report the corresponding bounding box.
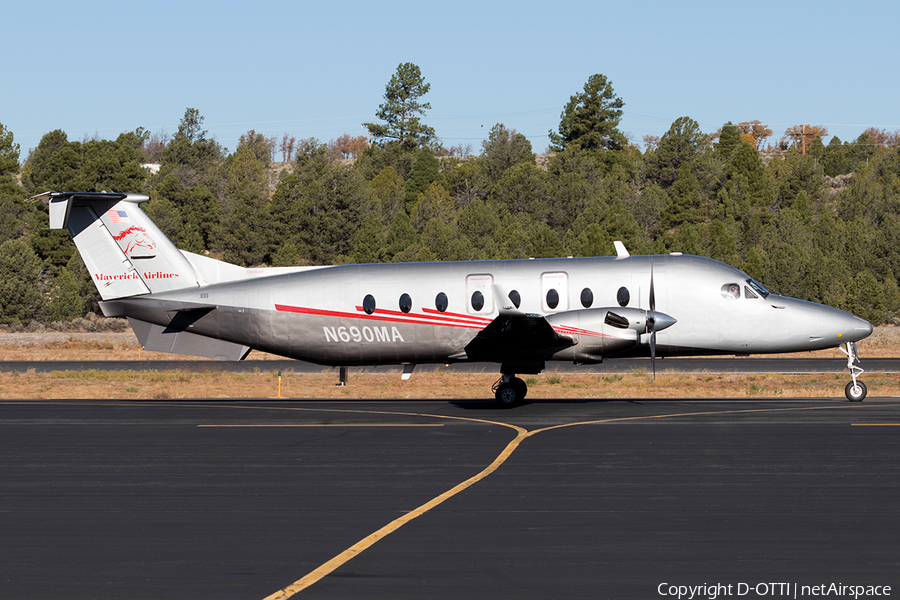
[778,297,874,348]
[815,302,873,343]
[843,313,873,342]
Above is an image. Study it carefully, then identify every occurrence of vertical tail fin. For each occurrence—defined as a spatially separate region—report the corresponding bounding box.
[36,191,200,300]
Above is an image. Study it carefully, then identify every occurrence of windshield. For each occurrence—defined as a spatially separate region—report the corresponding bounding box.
[745,278,770,299]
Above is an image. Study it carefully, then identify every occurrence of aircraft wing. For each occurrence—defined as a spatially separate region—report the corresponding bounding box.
[464,284,575,364]
[464,312,575,363]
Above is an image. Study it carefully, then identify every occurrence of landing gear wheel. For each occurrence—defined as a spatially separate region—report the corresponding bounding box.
[495,383,522,407]
[845,380,867,402]
[510,377,527,400]
[841,342,867,402]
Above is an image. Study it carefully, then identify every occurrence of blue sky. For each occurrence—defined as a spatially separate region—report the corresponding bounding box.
[5,0,898,159]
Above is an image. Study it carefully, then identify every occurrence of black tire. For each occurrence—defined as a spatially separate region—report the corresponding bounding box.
[510,377,528,400]
[495,383,521,407]
[845,380,867,402]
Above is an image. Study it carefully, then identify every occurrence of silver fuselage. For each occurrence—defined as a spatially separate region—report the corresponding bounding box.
[102,254,873,367]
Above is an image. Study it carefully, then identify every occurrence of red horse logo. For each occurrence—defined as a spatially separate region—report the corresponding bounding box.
[113,226,157,257]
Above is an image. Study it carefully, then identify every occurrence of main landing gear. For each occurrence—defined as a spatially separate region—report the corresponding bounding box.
[493,374,527,407]
[841,341,867,402]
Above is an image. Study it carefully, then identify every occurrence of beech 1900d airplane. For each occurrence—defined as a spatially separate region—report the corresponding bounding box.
[35,191,874,405]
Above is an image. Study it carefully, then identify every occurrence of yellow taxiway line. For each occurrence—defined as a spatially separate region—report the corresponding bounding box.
[261,400,899,599]
[197,423,444,427]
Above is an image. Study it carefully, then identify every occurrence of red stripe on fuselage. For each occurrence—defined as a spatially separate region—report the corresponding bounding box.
[362,306,493,326]
[274,304,484,330]
[421,307,493,324]
[275,304,612,338]
[552,325,611,338]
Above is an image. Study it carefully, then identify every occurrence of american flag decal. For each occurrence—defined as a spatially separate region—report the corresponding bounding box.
[107,209,129,223]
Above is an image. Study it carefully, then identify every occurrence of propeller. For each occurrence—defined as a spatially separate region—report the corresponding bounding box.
[643,261,677,381]
[648,262,657,380]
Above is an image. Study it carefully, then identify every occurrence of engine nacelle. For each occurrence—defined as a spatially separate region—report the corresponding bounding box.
[545,307,642,363]
[545,306,677,363]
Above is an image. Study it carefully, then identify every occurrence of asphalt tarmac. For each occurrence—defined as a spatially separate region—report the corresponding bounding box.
[1,397,899,600]
[2,357,899,374]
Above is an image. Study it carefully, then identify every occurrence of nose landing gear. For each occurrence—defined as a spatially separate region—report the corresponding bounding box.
[841,342,867,402]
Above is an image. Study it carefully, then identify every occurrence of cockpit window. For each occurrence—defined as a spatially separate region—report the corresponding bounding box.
[721,283,741,299]
[746,278,770,298]
[744,285,759,299]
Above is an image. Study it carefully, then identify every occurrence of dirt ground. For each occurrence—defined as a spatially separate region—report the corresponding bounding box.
[0,328,896,401]
[0,369,896,401]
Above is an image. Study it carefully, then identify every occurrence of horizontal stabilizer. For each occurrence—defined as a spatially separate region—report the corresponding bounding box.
[128,318,251,361]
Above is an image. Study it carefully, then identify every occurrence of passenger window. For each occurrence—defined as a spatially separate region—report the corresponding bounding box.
[541,271,568,311]
[471,290,485,312]
[362,294,376,315]
[744,286,759,299]
[508,289,521,308]
[721,283,741,299]
[399,293,412,313]
[617,287,630,307]
[466,274,493,314]
[580,287,593,308]
[435,292,448,313]
[546,288,559,309]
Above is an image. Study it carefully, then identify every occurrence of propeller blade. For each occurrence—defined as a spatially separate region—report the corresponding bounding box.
[647,261,656,334]
[648,261,657,381]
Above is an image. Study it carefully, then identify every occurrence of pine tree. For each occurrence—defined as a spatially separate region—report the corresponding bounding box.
[662,164,705,228]
[549,74,627,152]
[369,166,406,225]
[0,122,20,178]
[352,216,385,264]
[382,210,418,262]
[410,182,454,233]
[714,122,743,159]
[576,222,608,257]
[0,240,44,325]
[162,108,223,170]
[726,143,773,207]
[0,124,26,244]
[457,198,501,254]
[480,124,534,184]
[645,116,708,190]
[404,148,444,213]
[47,267,84,322]
[368,63,436,150]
